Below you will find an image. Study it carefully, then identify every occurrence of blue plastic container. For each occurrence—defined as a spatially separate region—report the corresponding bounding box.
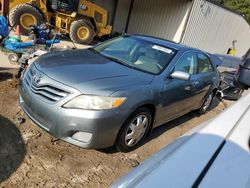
[0,16,8,38]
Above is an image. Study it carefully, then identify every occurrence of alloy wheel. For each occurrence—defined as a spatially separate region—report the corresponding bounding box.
[203,93,213,111]
[125,115,149,147]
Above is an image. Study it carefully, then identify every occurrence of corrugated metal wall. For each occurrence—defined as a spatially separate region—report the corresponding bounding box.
[112,0,132,33]
[127,0,192,42]
[182,0,250,56]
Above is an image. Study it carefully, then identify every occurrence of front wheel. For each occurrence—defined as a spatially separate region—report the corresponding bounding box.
[115,107,152,152]
[70,20,95,45]
[198,92,214,115]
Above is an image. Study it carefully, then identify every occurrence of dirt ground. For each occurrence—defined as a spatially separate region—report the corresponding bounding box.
[0,69,232,187]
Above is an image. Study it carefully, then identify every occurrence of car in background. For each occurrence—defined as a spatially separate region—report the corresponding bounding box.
[19,35,219,151]
[242,48,250,61]
[214,54,242,73]
[209,54,243,100]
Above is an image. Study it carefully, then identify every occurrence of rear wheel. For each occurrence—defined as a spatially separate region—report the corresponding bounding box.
[9,4,44,35]
[234,88,244,100]
[115,107,152,152]
[198,92,214,114]
[70,20,95,45]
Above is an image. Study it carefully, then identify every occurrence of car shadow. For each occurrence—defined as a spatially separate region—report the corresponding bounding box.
[148,112,198,142]
[0,115,26,183]
[103,96,222,154]
[0,69,13,82]
[147,96,221,142]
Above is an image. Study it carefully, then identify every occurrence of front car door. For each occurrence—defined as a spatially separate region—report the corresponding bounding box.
[156,51,198,125]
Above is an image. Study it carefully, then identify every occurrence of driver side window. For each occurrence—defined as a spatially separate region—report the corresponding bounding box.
[175,52,196,75]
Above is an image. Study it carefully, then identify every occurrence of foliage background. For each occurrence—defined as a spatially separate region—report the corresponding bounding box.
[213,0,250,24]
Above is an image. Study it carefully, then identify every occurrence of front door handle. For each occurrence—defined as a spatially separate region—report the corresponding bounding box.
[185,81,200,91]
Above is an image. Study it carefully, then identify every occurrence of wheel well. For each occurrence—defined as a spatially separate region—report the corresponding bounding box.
[132,104,156,136]
[139,104,156,118]
[115,103,156,143]
[212,88,218,95]
[75,16,97,32]
[89,18,97,32]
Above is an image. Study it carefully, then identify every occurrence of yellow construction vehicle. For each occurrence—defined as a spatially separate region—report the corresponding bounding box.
[0,0,112,44]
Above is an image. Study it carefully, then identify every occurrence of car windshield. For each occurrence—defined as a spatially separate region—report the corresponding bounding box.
[92,36,177,74]
[216,55,242,69]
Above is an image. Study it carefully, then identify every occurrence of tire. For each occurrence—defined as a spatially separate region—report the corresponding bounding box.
[8,53,20,63]
[235,88,243,100]
[115,107,152,152]
[70,20,95,45]
[9,4,44,35]
[198,92,214,115]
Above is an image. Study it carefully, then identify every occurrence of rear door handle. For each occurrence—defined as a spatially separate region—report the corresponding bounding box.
[184,85,192,91]
[192,81,200,87]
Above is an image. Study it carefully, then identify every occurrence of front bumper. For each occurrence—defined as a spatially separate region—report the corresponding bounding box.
[19,78,127,149]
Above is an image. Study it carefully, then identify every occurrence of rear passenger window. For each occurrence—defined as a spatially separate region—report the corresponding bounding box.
[175,52,196,75]
[197,53,214,73]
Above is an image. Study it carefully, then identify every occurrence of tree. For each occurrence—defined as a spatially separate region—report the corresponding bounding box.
[213,0,250,24]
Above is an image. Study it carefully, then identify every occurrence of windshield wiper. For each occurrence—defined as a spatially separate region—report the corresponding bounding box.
[102,54,134,69]
[88,48,99,54]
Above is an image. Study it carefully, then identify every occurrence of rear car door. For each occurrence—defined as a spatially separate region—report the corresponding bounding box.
[192,52,218,108]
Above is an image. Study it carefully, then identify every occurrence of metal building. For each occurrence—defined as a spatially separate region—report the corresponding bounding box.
[110,0,250,56]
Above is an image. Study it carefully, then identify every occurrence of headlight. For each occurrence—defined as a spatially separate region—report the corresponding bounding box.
[63,95,126,110]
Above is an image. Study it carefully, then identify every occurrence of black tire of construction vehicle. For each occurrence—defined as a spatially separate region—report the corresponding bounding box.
[70,20,95,45]
[9,4,44,35]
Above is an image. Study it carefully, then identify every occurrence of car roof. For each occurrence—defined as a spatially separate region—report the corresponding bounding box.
[208,53,223,66]
[213,53,242,60]
[128,34,198,51]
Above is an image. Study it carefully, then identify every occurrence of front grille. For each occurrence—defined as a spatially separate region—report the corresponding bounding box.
[25,66,70,102]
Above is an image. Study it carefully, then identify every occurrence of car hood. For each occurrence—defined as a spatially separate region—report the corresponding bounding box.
[34,49,154,95]
[217,67,237,73]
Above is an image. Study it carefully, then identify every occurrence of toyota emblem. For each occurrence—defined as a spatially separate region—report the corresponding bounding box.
[32,74,42,85]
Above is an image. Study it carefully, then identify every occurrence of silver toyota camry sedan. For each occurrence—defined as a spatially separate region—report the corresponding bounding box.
[19,35,219,151]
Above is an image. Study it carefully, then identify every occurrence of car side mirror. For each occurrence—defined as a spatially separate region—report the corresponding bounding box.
[170,71,190,81]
